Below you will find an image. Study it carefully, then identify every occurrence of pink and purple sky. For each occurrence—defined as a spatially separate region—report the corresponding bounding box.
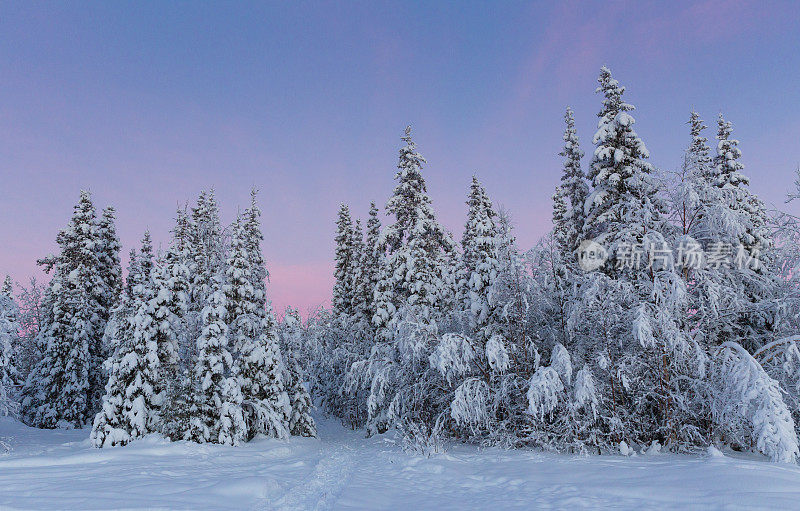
[2,1,799,315]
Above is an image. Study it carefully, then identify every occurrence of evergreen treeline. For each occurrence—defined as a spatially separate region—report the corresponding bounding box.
[299,67,800,462]
[2,66,800,462]
[1,189,315,446]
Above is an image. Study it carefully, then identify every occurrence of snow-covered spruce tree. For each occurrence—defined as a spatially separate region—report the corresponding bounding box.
[583,67,667,273]
[714,114,748,191]
[556,106,589,257]
[90,206,123,410]
[278,307,305,366]
[715,115,779,350]
[89,300,135,446]
[91,246,141,447]
[276,308,316,436]
[156,211,194,444]
[583,65,665,273]
[492,209,531,348]
[0,281,20,417]
[364,129,463,437]
[189,190,225,311]
[714,114,772,262]
[120,236,163,439]
[317,208,376,428]
[217,376,247,446]
[173,191,222,371]
[22,191,105,428]
[108,248,140,355]
[235,312,288,441]
[96,247,150,445]
[372,126,457,341]
[236,192,309,439]
[285,356,316,437]
[352,202,382,330]
[91,232,171,447]
[1,277,11,299]
[677,114,780,350]
[688,111,713,179]
[462,177,504,349]
[460,177,488,300]
[549,110,589,342]
[100,243,184,446]
[552,186,571,257]
[242,188,268,310]
[81,209,118,413]
[133,231,156,299]
[334,128,457,436]
[95,207,123,312]
[671,111,717,241]
[344,214,386,427]
[248,191,307,438]
[187,276,238,443]
[225,215,255,358]
[548,110,588,357]
[549,180,579,345]
[159,211,197,444]
[226,215,285,440]
[333,203,357,318]
[349,219,366,322]
[150,257,182,404]
[438,233,461,322]
[161,207,193,364]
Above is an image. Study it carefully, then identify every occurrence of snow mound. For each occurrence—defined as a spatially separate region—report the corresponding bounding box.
[2,416,800,509]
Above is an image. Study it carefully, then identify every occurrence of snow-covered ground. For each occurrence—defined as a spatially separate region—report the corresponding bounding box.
[2,416,800,510]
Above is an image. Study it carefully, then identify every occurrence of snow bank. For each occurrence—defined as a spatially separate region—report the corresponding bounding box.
[2,416,800,509]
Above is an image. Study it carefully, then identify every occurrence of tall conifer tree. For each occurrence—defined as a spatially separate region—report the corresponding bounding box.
[373,127,456,339]
[557,107,588,256]
[333,204,357,317]
[463,177,504,348]
[188,276,233,443]
[23,191,103,428]
[352,202,382,329]
[0,281,19,417]
[583,67,665,273]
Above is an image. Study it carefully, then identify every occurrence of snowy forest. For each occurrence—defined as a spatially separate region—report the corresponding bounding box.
[3,66,800,464]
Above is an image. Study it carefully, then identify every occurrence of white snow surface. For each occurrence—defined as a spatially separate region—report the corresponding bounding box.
[2,416,800,510]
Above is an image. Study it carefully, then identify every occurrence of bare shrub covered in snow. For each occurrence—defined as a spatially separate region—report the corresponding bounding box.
[711,342,799,463]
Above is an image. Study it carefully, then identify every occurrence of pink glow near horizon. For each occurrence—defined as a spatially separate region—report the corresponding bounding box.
[268,261,335,319]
